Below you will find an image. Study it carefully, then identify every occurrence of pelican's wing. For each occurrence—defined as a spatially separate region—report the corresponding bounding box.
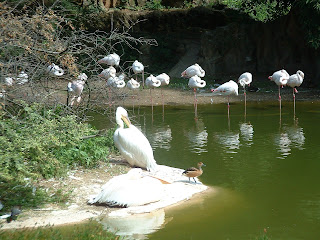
[114,125,156,171]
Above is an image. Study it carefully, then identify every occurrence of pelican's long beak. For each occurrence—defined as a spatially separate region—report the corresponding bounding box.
[121,115,131,127]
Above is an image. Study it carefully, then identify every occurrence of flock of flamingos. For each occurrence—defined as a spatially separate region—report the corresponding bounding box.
[2,52,304,113]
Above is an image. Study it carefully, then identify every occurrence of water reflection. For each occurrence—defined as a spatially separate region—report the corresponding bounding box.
[274,123,305,159]
[149,126,172,150]
[214,131,240,154]
[239,122,254,145]
[184,118,208,154]
[101,210,167,239]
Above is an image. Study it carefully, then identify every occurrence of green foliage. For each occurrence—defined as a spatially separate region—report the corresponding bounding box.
[0,178,50,211]
[145,0,165,10]
[0,102,114,181]
[0,219,117,240]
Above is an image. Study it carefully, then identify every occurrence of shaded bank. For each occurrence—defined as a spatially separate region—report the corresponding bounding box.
[84,6,320,86]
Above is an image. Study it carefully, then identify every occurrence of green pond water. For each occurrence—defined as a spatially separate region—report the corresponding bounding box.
[92,100,320,240]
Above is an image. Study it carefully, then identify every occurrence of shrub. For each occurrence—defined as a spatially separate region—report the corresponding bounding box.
[0,102,115,181]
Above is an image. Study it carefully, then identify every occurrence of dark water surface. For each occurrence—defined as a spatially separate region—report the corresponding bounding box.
[91,100,320,240]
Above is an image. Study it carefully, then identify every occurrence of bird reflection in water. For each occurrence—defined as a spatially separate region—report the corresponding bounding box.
[214,131,240,154]
[240,122,254,146]
[275,122,305,159]
[101,209,169,240]
[149,126,172,151]
[184,118,208,154]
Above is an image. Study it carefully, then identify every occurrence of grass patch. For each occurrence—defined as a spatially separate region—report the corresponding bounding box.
[0,219,118,240]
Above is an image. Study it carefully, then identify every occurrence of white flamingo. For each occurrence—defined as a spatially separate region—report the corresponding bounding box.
[287,70,304,117]
[107,76,125,89]
[127,78,140,90]
[268,69,289,101]
[113,107,157,171]
[268,69,289,122]
[156,73,170,119]
[211,80,238,118]
[16,71,28,85]
[98,66,117,79]
[188,75,206,119]
[98,53,120,67]
[132,60,145,88]
[47,63,64,76]
[238,72,252,117]
[181,63,205,78]
[67,73,87,106]
[146,74,161,121]
[127,78,140,111]
[4,77,14,87]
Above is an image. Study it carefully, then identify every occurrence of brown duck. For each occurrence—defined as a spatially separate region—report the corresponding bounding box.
[182,162,205,183]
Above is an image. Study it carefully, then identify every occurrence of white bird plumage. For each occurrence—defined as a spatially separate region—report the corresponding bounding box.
[16,71,28,85]
[212,80,239,96]
[238,72,252,117]
[126,78,140,90]
[4,77,14,87]
[67,73,87,106]
[156,73,170,86]
[98,53,120,67]
[113,107,157,171]
[181,63,205,78]
[132,60,144,74]
[47,63,64,76]
[106,76,125,89]
[98,66,117,79]
[269,69,289,87]
[287,70,304,116]
[287,70,304,90]
[88,168,163,207]
[188,75,206,89]
[238,72,252,88]
[146,74,161,88]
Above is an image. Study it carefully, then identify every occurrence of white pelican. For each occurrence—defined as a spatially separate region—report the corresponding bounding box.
[238,72,252,117]
[47,63,64,76]
[268,69,289,122]
[181,63,205,78]
[146,74,161,121]
[88,168,163,207]
[132,60,145,88]
[98,53,120,67]
[156,73,170,119]
[113,106,157,171]
[287,70,304,117]
[211,80,238,117]
[16,71,28,85]
[98,66,117,79]
[67,73,87,106]
[188,75,206,119]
